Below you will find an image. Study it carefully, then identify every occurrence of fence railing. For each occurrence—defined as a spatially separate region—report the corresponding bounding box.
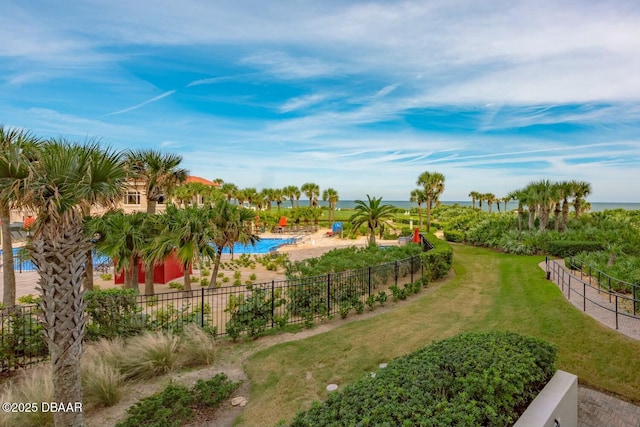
[545,258,640,332]
[568,257,640,316]
[1,255,425,372]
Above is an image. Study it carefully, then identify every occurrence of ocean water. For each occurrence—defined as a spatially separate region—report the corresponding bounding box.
[315,200,640,213]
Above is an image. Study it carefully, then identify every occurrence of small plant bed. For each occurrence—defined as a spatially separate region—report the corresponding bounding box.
[115,373,241,427]
[290,331,557,427]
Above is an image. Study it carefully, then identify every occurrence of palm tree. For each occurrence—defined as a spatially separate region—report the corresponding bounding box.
[485,193,497,213]
[349,195,396,247]
[507,190,525,231]
[221,182,238,204]
[570,180,592,218]
[410,188,426,228]
[87,210,150,289]
[416,171,445,233]
[322,188,339,223]
[147,205,217,292]
[283,185,299,208]
[208,201,259,287]
[125,149,188,295]
[559,181,574,232]
[501,195,512,213]
[531,180,555,232]
[22,140,127,427]
[301,182,320,207]
[0,126,42,306]
[468,191,481,209]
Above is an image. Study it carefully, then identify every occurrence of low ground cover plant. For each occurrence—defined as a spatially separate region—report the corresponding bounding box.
[290,331,556,427]
[115,373,240,427]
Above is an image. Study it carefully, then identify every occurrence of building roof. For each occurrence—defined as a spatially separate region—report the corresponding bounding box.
[185,176,220,187]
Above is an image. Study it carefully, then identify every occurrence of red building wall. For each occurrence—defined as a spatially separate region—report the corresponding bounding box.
[114,251,191,285]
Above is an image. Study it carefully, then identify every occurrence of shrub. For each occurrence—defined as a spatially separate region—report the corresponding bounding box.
[290,331,556,427]
[99,273,113,281]
[116,374,240,427]
[224,288,286,339]
[84,288,145,340]
[200,277,210,287]
[443,229,465,242]
[168,281,183,290]
[420,233,453,281]
[0,306,47,370]
[17,294,40,305]
[545,240,605,258]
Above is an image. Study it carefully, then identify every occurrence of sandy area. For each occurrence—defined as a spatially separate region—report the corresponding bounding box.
[1,230,400,299]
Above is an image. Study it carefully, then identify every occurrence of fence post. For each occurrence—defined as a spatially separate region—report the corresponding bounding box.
[583,282,586,312]
[568,275,571,299]
[634,286,638,317]
[615,295,619,330]
[200,287,205,327]
[327,274,331,315]
[271,280,275,329]
[368,266,372,298]
[394,261,398,287]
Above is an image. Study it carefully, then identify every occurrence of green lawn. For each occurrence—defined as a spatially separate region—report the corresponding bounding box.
[236,244,640,426]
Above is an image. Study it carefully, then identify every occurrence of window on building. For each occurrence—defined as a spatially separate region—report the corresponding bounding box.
[124,191,141,205]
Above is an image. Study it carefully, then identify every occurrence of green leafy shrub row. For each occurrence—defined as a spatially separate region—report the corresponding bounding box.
[116,373,240,427]
[290,331,557,427]
[420,233,453,281]
[544,240,605,258]
[0,306,48,370]
[443,229,465,242]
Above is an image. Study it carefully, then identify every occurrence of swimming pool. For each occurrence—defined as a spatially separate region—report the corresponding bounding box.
[0,247,111,272]
[219,238,295,254]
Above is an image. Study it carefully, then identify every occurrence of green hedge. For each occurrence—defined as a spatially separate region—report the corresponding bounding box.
[420,233,453,280]
[544,240,605,258]
[290,331,557,427]
[443,229,465,243]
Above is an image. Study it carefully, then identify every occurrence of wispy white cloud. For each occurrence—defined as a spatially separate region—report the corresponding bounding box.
[104,90,176,117]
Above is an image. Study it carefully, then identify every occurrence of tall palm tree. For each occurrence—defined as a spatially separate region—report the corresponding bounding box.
[208,201,259,287]
[570,180,592,218]
[221,182,238,204]
[0,126,42,306]
[507,190,525,231]
[531,180,555,232]
[125,149,188,295]
[147,205,217,292]
[87,210,150,289]
[468,191,480,209]
[485,193,497,213]
[283,185,299,208]
[301,182,320,207]
[322,188,339,223]
[416,171,445,233]
[410,188,426,228]
[349,195,396,247]
[22,140,127,427]
[501,195,512,213]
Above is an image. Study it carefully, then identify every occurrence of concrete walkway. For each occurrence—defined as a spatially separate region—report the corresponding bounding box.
[541,260,640,427]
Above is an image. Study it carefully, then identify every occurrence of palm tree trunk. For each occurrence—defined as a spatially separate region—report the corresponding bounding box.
[132,256,140,291]
[517,203,523,232]
[561,200,569,232]
[145,202,156,294]
[209,247,224,288]
[528,209,535,230]
[1,204,16,307]
[124,267,132,289]
[368,228,376,247]
[84,248,94,291]
[426,197,432,232]
[183,263,192,292]
[31,218,87,427]
[417,203,423,228]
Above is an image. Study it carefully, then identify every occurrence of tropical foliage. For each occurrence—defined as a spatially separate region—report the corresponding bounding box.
[349,195,396,246]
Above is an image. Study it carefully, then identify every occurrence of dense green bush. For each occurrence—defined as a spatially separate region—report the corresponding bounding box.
[443,229,465,242]
[225,287,286,340]
[85,288,145,339]
[0,306,47,370]
[545,240,605,258]
[290,331,556,427]
[116,373,240,427]
[420,233,453,280]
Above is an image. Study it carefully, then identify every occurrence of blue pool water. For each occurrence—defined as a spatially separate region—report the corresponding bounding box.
[220,238,294,254]
[0,247,111,272]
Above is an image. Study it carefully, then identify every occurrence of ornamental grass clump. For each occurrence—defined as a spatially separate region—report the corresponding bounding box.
[82,357,124,408]
[0,364,54,427]
[290,331,556,427]
[120,331,180,380]
[178,323,216,367]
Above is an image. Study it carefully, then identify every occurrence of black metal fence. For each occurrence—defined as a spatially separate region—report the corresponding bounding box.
[545,257,640,331]
[1,255,425,372]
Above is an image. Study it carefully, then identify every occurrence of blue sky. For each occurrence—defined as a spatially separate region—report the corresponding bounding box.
[2,0,640,202]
